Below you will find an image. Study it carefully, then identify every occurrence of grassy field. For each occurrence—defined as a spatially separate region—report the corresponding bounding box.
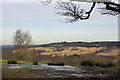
[2,46,119,78]
[29,46,118,56]
[2,62,119,78]
[2,46,118,66]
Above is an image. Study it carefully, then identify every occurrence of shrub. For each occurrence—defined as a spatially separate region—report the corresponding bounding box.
[94,62,106,67]
[47,62,64,66]
[64,55,67,57]
[81,60,94,67]
[94,63,100,67]
[7,60,17,64]
[94,62,116,68]
[72,54,79,56]
[107,63,116,67]
[33,60,38,65]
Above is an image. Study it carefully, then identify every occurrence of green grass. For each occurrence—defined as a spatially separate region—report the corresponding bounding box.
[50,44,63,47]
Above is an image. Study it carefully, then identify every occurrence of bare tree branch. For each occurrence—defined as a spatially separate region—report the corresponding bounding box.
[55,2,96,22]
[98,2,120,16]
[82,2,96,20]
[40,1,120,22]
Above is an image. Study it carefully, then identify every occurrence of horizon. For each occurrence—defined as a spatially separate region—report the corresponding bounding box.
[2,1,118,45]
[1,40,119,46]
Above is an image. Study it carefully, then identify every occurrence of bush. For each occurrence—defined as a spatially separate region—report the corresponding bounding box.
[33,60,38,65]
[7,60,17,64]
[81,60,94,67]
[107,63,116,67]
[94,62,115,68]
[94,63,99,67]
[94,63,106,67]
[72,54,79,56]
[47,62,64,66]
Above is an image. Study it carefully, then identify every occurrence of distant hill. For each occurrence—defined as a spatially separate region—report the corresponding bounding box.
[1,41,120,48]
[33,41,120,47]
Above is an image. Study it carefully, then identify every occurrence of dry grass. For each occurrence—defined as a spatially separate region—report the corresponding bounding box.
[97,47,118,56]
[30,46,118,57]
[2,46,118,67]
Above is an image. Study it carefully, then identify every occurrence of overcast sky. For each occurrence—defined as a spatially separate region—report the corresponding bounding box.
[2,1,118,45]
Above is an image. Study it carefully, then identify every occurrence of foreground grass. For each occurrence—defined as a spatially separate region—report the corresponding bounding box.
[2,63,119,78]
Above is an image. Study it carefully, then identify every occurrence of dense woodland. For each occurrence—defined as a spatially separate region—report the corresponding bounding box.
[34,41,120,47]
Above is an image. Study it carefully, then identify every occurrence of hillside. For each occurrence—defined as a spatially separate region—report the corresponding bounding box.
[3,41,119,57]
[30,46,118,57]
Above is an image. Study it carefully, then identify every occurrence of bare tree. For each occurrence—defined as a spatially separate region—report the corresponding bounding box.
[13,29,32,60]
[13,29,32,50]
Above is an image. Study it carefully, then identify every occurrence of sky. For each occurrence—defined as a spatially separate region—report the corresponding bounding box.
[2,1,118,45]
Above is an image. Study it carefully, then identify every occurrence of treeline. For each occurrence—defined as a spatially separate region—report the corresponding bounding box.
[34,41,120,47]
